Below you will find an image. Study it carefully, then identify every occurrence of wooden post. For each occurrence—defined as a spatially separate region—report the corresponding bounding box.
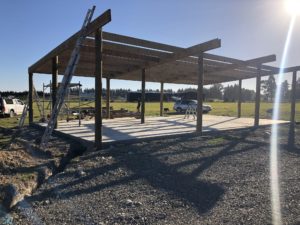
[238,79,242,118]
[160,82,164,116]
[52,56,58,128]
[141,68,146,124]
[254,66,261,126]
[196,53,204,134]
[95,28,103,149]
[28,72,33,124]
[289,71,297,146]
[106,78,110,119]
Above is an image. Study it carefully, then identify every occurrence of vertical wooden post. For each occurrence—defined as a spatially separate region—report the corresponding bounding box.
[95,28,103,149]
[238,79,242,118]
[106,78,110,119]
[289,70,297,146]
[254,65,261,126]
[160,82,164,116]
[196,53,204,134]
[141,68,146,124]
[28,72,33,124]
[52,56,58,128]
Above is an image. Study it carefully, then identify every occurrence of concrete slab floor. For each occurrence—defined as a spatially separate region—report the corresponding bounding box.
[52,115,288,143]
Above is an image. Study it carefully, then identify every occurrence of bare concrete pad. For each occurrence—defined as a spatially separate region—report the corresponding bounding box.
[54,115,287,143]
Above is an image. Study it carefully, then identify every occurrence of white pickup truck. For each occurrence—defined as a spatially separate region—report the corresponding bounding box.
[0,97,25,117]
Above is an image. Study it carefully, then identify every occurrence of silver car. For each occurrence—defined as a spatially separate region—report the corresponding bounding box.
[173,100,212,113]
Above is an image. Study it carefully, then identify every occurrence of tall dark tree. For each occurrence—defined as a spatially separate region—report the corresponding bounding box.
[262,75,276,102]
[242,89,255,101]
[207,83,223,99]
[223,84,239,102]
[280,80,289,101]
[296,77,300,100]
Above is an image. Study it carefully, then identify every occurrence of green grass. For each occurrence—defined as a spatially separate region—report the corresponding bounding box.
[0,101,298,129]
[206,137,226,145]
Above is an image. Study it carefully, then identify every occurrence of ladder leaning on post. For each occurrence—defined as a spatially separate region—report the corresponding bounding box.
[19,85,43,127]
[39,6,96,149]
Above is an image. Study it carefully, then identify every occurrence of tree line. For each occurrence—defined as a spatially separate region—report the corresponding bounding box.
[1,77,300,102]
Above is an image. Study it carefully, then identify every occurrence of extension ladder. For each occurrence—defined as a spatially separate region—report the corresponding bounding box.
[40,6,95,149]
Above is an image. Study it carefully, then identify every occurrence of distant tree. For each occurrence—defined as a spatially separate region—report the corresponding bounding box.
[207,84,223,99]
[262,75,276,102]
[280,80,289,101]
[241,89,255,101]
[296,78,300,100]
[223,84,239,102]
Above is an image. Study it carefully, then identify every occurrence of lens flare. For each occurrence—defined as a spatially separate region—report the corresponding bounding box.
[270,15,296,225]
[285,0,300,15]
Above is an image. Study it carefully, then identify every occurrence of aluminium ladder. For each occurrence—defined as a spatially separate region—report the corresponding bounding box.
[18,85,43,127]
[40,6,95,149]
[184,105,197,120]
[33,86,43,118]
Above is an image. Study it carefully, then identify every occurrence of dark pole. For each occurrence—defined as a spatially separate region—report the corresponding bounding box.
[52,56,58,128]
[238,79,242,118]
[254,65,261,126]
[28,72,33,124]
[289,70,297,146]
[141,68,146,124]
[106,78,110,119]
[160,82,164,116]
[196,52,204,134]
[95,28,103,149]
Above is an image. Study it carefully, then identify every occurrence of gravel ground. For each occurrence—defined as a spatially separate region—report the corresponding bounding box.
[11,125,300,225]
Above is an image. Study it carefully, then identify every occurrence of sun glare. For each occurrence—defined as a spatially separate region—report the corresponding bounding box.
[285,0,300,15]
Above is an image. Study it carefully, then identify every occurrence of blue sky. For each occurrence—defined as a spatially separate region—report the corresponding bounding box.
[0,0,299,92]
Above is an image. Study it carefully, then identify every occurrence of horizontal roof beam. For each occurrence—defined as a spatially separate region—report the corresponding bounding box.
[205,54,276,76]
[29,9,111,73]
[262,65,300,75]
[114,38,221,78]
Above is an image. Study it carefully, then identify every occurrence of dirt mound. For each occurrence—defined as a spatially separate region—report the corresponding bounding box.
[0,126,86,210]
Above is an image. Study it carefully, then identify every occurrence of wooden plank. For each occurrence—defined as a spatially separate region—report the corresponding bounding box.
[205,55,276,76]
[254,66,261,126]
[95,29,103,149]
[204,53,276,73]
[102,31,182,52]
[106,78,110,119]
[52,56,58,129]
[160,82,164,116]
[29,9,111,73]
[118,39,221,78]
[28,72,33,124]
[141,69,146,124]
[289,71,297,146]
[77,44,162,62]
[196,53,204,133]
[262,65,300,75]
[99,32,276,75]
[238,79,242,118]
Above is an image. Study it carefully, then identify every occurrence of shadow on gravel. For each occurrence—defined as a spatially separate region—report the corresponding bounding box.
[22,126,298,216]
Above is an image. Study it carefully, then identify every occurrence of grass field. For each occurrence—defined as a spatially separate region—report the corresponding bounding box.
[0,101,299,128]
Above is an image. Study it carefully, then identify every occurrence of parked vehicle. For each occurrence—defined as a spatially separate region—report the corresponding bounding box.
[173,100,212,113]
[0,97,25,117]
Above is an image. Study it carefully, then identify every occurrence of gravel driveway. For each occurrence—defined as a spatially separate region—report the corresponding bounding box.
[11,125,300,224]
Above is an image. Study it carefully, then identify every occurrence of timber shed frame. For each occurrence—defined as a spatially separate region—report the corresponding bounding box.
[28,9,299,149]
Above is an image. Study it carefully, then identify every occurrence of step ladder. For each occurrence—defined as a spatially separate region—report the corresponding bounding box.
[184,105,197,120]
[18,85,43,127]
[18,98,29,127]
[33,86,43,119]
[39,6,96,149]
